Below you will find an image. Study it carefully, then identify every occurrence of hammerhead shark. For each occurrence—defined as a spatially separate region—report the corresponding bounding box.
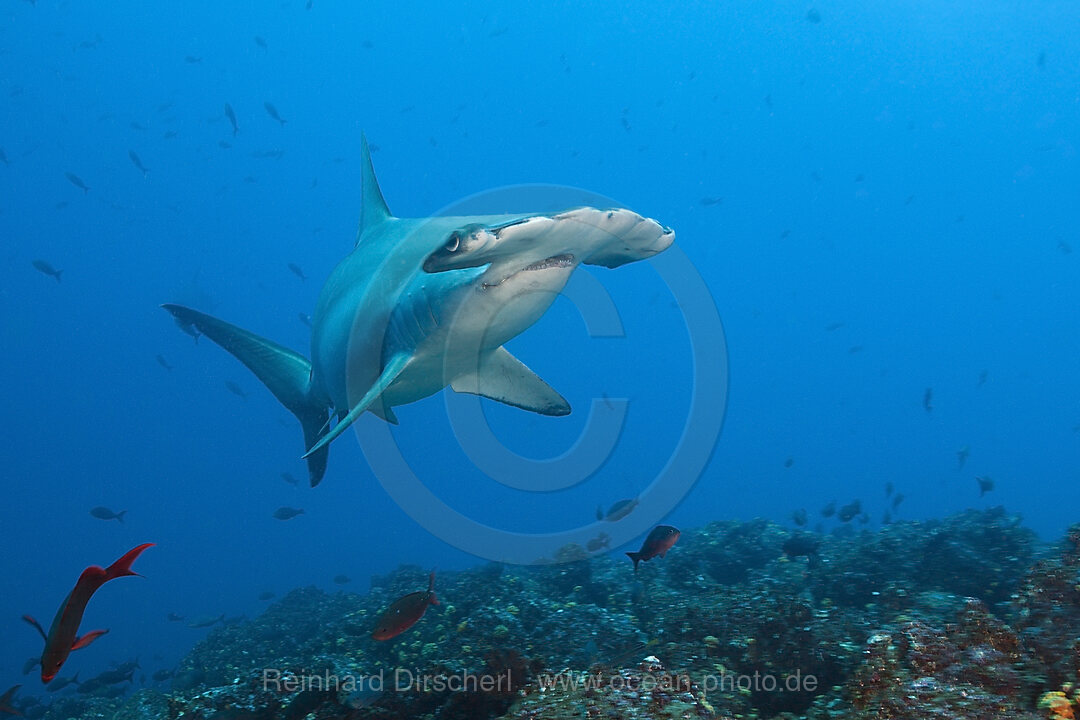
[163,136,673,486]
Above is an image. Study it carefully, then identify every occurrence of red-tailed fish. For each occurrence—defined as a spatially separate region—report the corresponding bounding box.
[23,543,153,683]
[0,685,21,716]
[626,525,680,571]
[372,571,438,641]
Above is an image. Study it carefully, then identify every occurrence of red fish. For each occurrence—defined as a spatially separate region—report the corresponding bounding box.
[626,525,680,571]
[24,543,153,683]
[371,571,438,641]
[0,685,21,716]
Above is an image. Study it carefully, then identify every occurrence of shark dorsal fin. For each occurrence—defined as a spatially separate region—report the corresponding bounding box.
[357,133,392,244]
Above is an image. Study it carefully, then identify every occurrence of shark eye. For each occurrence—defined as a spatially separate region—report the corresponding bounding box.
[444,233,461,253]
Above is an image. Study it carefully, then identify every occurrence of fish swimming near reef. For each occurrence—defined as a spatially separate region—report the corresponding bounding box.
[273,506,304,520]
[626,525,680,571]
[187,614,224,629]
[162,135,673,486]
[223,103,239,136]
[0,685,20,715]
[23,543,153,683]
[64,172,89,193]
[128,150,149,175]
[372,570,438,640]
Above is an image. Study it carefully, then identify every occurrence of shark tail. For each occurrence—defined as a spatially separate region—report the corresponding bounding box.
[161,304,332,486]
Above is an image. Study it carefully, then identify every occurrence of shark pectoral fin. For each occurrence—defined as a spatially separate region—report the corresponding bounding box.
[451,347,571,416]
[302,353,410,459]
[160,304,332,487]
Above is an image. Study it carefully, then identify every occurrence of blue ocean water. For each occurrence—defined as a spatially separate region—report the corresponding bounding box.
[1,0,1077,698]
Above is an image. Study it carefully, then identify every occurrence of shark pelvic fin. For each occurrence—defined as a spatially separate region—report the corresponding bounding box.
[302,353,410,458]
[357,133,392,243]
[161,304,332,486]
[451,346,571,416]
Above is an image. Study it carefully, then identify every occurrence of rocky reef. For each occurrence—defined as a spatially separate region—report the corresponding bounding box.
[9,507,1080,719]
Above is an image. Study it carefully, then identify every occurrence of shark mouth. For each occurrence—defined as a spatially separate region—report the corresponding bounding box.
[481,253,575,289]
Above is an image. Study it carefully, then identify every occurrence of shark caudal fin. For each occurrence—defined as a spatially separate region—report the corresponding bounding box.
[161,304,332,486]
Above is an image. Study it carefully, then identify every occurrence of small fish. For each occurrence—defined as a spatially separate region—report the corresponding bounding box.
[263,102,287,126]
[155,354,173,371]
[1037,51,1046,68]
[923,387,933,413]
[128,150,149,175]
[224,103,238,136]
[783,456,794,468]
[1059,240,1073,255]
[626,525,680,571]
[32,259,63,282]
[891,493,905,510]
[297,313,312,328]
[186,614,224,629]
[273,506,304,520]
[956,445,970,471]
[781,533,820,559]
[976,476,994,497]
[0,685,21,716]
[258,591,275,601]
[820,501,836,518]
[224,381,247,399]
[699,196,723,207]
[162,130,178,139]
[218,140,232,149]
[0,148,9,165]
[806,8,822,23]
[287,263,306,280]
[596,498,638,522]
[173,316,201,343]
[884,481,893,497]
[332,574,351,585]
[89,507,126,523]
[85,664,135,686]
[791,508,808,526]
[372,570,438,641]
[837,500,861,522]
[280,472,299,486]
[184,55,202,64]
[825,321,845,331]
[166,613,185,622]
[24,544,153,683]
[46,672,79,692]
[977,369,988,387]
[254,35,268,50]
[65,172,89,193]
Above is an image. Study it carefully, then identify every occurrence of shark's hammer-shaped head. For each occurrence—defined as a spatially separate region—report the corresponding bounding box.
[419,208,674,348]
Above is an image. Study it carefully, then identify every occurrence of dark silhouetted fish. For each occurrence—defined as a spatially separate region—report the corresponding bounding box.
[281,472,299,486]
[596,498,638,522]
[89,506,126,523]
[287,263,306,280]
[273,507,304,520]
[254,36,267,50]
[263,102,287,126]
[626,525,680,571]
[151,669,173,682]
[0,148,9,165]
[21,658,38,675]
[782,533,820,559]
[923,387,933,413]
[187,614,224,629]
[957,445,969,471]
[166,613,185,622]
[791,508,808,526]
[333,574,351,585]
[699,196,723,207]
[32,259,62,282]
[783,456,794,468]
[184,55,201,63]
[821,501,836,518]
[258,591,275,601]
[825,321,844,331]
[806,8,821,22]
[372,571,438,640]
[976,476,994,496]
[128,150,149,176]
[65,172,89,193]
[891,493,905,510]
[837,500,861,522]
[977,369,988,387]
[224,103,238,136]
[155,354,172,371]
[885,481,893,497]
[46,672,79,692]
[225,381,247,399]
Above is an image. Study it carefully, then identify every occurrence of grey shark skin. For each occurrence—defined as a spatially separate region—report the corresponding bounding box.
[163,136,673,486]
